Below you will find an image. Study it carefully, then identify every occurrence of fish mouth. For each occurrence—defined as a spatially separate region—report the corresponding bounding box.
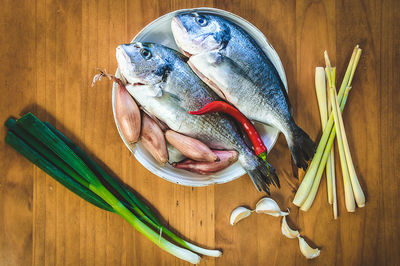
[116,45,147,86]
[171,17,193,57]
[116,45,132,66]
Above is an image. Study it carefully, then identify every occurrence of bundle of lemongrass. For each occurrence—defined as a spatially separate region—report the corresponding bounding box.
[5,113,221,264]
[293,45,365,218]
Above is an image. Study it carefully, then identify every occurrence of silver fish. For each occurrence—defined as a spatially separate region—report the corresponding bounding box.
[171,12,315,169]
[116,42,279,193]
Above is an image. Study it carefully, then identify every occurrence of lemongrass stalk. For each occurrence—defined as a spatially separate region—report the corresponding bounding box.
[324,50,332,69]
[314,48,361,212]
[325,61,337,208]
[331,157,338,218]
[326,60,337,213]
[300,127,335,210]
[337,46,359,102]
[293,115,335,206]
[327,85,337,214]
[331,68,336,83]
[332,88,365,207]
[315,67,328,128]
[327,66,337,207]
[300,86,347,210]
[315,67,333,203]
[330,87,355,212]
[301,65,336,211]
[347,47,362,86]
[293,46,360,207]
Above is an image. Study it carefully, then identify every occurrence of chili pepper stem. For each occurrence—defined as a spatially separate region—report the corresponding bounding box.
[258,151,268,162]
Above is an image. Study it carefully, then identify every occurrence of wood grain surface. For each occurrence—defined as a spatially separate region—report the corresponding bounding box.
[1,0,399,265]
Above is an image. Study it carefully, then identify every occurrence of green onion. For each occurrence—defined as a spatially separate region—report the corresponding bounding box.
[5,130,114,212]
[44,122,221,257]
[7,118,147,217]
[6,113,222,263]
[89,182,201,264]
[43,122,159,222]
[17,113,101,186]
[6,118,90,189]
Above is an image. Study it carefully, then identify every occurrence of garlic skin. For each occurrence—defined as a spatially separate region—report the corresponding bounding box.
[298,236,320,259]
[281,216,300,239]
[230,207,252,225]
[255,198,289,217]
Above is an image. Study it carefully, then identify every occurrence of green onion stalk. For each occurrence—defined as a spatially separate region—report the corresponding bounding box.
[293,46,362,208]
[5,113,222,264]
[43,122,221,257]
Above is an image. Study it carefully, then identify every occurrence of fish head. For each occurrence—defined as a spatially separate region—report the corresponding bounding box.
[171,12,231,56]
[116,42,172,87]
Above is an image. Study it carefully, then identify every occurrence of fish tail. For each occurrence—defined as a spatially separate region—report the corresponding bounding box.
[239,154,280,194]
[288,125,316,170]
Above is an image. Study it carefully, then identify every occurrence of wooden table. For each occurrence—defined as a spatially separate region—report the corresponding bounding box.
[1,0,399,265]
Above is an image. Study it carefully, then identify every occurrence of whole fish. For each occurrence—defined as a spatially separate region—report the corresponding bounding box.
[171,12,315,169]
[116,42,279,193]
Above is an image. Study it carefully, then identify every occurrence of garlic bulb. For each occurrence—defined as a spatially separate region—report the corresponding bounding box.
[298,236,320,259]
[255,198,289,217]
[281,216,300,239]
[230,207,252,225]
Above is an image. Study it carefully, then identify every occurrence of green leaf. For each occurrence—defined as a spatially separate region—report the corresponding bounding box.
[16,113,100,186]
[6,118,90,188]
[5,130,114,212]
[44,121,162,226]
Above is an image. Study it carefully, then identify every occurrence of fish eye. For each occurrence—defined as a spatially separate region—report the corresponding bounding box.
[195,16,208,27]
[140,48,152,60]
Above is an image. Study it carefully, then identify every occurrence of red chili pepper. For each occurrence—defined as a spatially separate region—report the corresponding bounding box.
[189,101,268,160]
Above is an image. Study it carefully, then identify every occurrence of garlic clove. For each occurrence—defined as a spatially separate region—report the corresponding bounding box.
[230,207,252,225]
[281,216,300,239]
[298,236,320,259]
[255,197,289,217]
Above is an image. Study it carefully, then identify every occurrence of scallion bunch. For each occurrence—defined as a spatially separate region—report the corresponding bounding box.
[5,113,222,264]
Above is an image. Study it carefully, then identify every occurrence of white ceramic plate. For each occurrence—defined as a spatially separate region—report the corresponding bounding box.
[112,7,288,187]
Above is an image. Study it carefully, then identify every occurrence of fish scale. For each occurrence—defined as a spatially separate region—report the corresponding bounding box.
[171,12,315,169]
[116,42,278,193]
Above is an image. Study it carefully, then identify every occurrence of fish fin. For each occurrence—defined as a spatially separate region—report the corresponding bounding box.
[241,154,279,194]
[288,125,316,170]
[150,84,163,97]
[205,51,223,65]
